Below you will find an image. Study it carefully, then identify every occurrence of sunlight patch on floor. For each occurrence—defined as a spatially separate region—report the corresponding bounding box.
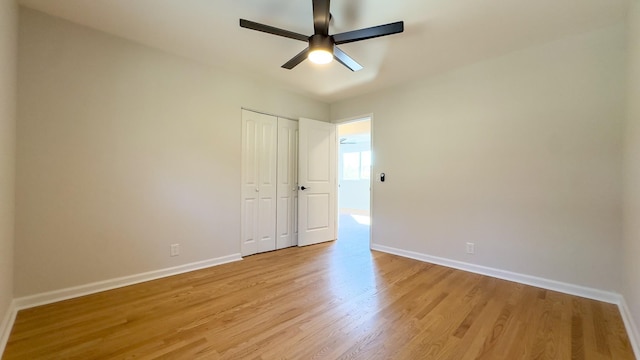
[351,214,370,225]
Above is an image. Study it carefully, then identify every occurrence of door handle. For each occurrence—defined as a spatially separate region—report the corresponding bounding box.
[300,186,310,191]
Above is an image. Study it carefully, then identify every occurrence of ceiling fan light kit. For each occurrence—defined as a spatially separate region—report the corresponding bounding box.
[308,34,334,64]
[240,0,404,71]
[308,49,333,64]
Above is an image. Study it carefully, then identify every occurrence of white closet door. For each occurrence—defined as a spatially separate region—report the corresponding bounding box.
[276,118,299,249]
[241,110,277,256]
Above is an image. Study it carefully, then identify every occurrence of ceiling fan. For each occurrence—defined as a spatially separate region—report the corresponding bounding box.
[239,0,404,71]
[339,138,357,144]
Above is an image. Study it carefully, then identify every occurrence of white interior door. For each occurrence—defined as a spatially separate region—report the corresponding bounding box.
[276,118,298,249]
[241,110,277,256]
[298,118,337,247]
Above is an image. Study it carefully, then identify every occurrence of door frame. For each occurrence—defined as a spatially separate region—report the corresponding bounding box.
[334,114,374,249]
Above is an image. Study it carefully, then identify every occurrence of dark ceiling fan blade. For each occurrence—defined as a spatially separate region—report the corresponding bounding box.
[282,48,310,69]
[333,46,363,72]
[332,21,404,45]
[312,0,331,35]
[240,19,308,42]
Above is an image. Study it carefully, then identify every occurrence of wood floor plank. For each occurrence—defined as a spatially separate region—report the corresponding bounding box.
[600,301,634,359]
[572,299,586,360]
[3,236,635,360]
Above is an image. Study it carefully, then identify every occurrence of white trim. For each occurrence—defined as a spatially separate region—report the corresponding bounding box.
[619,296,640,358]
[0,300,18,356]
[332,114,373,125]
[370,244,620,303]
[13,254,242,310]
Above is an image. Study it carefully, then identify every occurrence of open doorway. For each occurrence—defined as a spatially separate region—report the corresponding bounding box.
[337,118,371,247]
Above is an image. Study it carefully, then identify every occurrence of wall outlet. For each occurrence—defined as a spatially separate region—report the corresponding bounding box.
[170,243,180,257]
[466,242,475,254]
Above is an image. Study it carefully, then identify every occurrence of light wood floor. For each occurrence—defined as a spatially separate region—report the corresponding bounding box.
[4,237,635,359]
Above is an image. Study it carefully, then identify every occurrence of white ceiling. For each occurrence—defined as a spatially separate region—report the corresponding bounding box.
[18,0,631,103]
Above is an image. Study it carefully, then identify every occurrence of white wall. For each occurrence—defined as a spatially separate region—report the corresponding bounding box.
[331,24,626,292]
[623,0,640,343]
[0,0,17,330]
[15,9,329,297]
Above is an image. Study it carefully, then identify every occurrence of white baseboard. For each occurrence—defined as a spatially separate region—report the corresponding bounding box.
[13,253,242,311]
[0,300,18,356]
[619,296,640,359]
[371,243,640,358]
[371,244,632,304]
[370,244,620,303]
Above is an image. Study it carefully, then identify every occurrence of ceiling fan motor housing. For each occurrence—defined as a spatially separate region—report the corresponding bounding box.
[309,34,334,53]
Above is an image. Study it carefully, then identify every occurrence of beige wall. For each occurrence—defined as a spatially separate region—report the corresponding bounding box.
[15,9,329,297]
[0,0,17,325]
[332,24,626,292]
[624,0,640,341]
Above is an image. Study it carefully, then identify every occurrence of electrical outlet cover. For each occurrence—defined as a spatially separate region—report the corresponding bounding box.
[170,244,180,256]
[466,242,475,254]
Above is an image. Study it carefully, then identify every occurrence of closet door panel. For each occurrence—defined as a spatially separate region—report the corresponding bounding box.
[242,110,297,255]
[277,118,298,249]
[257,116,277,253]
[241,112,260,256]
